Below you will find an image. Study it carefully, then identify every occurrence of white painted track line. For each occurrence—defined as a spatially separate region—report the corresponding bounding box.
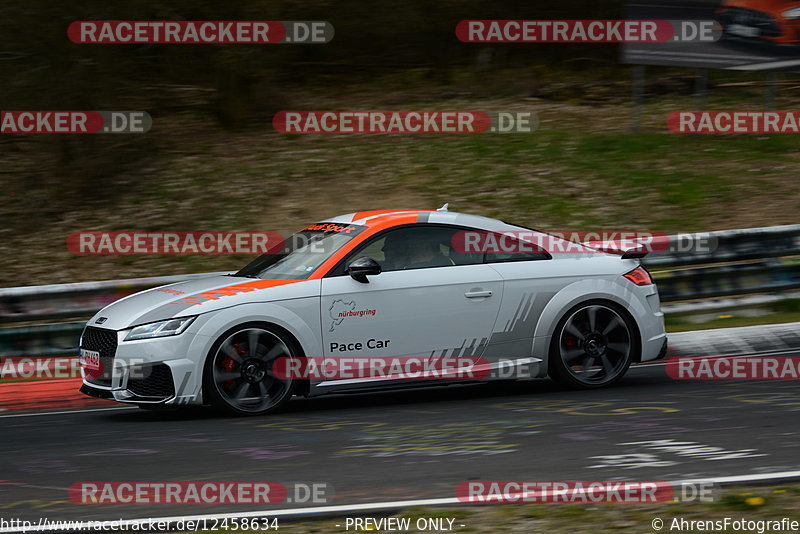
[0,406,136,419]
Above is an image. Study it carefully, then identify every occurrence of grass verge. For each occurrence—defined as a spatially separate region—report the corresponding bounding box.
[174,483,800,533]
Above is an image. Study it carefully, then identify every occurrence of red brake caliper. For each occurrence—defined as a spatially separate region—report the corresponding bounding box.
[563,335,579,368]
[220,342,247,390]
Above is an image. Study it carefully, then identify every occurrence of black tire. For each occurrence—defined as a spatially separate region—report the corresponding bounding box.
[203,322,300,416]
[547,300,638,389]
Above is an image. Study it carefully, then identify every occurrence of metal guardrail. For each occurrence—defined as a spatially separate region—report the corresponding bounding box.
[1,225,799,357]
[0,272,227,357]
[643,224,800,267]
[0,272,228,324]
[653,259,800,302]
[643,225,800,313]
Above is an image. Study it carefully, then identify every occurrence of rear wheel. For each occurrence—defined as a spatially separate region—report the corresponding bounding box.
[548,302,636,389]
[203,324,298,416]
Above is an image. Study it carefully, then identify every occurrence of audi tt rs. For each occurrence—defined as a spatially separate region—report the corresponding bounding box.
[79,207,667,415]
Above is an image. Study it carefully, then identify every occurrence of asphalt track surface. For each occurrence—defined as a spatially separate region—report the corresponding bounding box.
[1,324,800,525]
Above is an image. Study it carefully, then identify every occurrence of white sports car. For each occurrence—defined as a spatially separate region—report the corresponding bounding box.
[79,207,667,415]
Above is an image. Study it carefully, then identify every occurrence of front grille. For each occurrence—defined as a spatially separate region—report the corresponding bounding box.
[724,8,781,37]
[80,326,117,387]
[126,363,175,399]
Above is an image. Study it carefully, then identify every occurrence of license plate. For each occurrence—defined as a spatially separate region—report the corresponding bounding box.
[79,349,101,370]
[728,24,760,37]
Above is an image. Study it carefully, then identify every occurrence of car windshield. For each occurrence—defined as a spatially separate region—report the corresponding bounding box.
[235,223,367,280]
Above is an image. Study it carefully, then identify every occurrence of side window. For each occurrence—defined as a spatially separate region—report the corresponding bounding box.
[351,226,483,272]
[481,231,551,264]
[353,239,387,264]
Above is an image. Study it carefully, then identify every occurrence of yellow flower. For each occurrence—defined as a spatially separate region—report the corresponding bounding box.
[773,489,787,494]
[745,497,765,506]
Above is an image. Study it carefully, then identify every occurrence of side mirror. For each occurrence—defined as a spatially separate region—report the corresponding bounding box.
[348,256,382,283]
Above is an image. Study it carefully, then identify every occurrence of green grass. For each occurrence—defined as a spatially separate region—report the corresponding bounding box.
[3,68,800,285]
[178,484,800,533]
[665,299,800,332]
[666,311,800,332]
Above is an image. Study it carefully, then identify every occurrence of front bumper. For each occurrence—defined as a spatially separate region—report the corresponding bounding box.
[79,324,208,406]
[80,382,114,400]
[81,360,189,405]
[655,338,669,360]
[80,367,177,404]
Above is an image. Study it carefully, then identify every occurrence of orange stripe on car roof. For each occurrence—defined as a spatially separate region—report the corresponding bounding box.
[351,209,430,223]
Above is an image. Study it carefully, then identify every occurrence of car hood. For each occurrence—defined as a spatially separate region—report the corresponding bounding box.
[87,275,309,331]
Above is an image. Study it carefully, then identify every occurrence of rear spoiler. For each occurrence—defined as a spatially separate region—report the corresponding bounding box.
[581,239,650,259]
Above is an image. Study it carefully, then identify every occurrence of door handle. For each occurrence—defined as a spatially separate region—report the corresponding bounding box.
[465,290,493,299]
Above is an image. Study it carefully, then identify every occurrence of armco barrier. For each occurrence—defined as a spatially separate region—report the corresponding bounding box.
[0,225,798,357]
[653,258,800,302]
[643,224,800,267]
[0,272,226,357]
[0,272,228,324]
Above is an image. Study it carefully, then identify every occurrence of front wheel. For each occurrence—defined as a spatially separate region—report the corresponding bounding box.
[548,302,636,389]
[203,324,298,416]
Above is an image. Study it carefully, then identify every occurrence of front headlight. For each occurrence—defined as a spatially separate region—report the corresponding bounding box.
[784,7,800,19]
[124,317,196,341]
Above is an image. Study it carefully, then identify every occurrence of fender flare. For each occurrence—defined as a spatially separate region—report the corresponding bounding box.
[531,278,646,377]
[189,300,322,402]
